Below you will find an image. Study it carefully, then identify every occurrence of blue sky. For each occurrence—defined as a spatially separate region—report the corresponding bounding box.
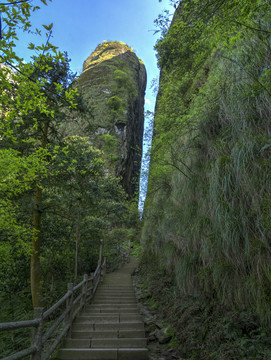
[15,0,172,112]
[14,0,174,210]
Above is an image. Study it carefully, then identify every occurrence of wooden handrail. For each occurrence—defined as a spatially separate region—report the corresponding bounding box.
[0,258,107,360]
[94,263,101,278]
[0,319,40,331]
[2,346,37,360]
[41,324,70,360]
[106,245,130,271]
[43,291,71,319]
[73,278,86,292]
[42,309,68,344]
[119,246,130,263]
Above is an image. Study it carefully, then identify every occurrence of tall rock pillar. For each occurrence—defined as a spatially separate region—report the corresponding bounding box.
[76,41,147,198]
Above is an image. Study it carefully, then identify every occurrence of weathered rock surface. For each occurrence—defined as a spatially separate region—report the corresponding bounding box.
[76,41,147,197]
[132,269,183,360]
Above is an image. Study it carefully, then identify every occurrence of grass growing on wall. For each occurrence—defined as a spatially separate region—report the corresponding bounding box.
[142,0,271,331]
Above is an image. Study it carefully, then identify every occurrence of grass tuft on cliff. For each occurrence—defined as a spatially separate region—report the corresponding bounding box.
[142,0,271,354]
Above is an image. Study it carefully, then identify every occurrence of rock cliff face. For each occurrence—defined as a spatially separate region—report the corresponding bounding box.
[142,1,271,357]
[76,41,147,198]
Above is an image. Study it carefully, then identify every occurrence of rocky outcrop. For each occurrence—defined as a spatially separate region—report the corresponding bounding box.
[142,1,271,358]
[76,41,147,198]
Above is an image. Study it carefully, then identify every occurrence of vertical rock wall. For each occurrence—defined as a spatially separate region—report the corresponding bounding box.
[76,41,147,198]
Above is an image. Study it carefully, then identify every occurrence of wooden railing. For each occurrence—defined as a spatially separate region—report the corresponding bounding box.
[119,246,130,264]
[107,244,130,272]
[0,258,106,360]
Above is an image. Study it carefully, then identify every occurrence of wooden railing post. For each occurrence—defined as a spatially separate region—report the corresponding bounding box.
[80,274,88,309]
[128,240,131,263]
[101,258,106,283]
[66,282,73,337]
[83,274,88,304]
[31,307,43,360]
[88,272,94,299]
[98,240,103,266]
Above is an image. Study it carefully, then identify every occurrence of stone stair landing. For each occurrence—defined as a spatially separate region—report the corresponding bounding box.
[57,258,148,360]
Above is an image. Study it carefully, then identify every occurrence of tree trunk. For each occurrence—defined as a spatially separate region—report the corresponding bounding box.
[31,184,42,307]
[31,118,49,308]
[75,200,81,280]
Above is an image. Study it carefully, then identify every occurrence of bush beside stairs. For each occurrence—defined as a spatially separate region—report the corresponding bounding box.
[57,257,148,360]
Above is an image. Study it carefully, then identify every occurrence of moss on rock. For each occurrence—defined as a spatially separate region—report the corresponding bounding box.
[76,41,146,198]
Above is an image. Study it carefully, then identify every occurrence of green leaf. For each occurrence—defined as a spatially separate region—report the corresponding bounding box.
[42,23,53,31]
[28,42,35,50]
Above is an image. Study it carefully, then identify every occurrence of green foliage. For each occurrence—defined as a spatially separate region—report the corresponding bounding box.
[139,253,271,360]
[114,69,130,88]
[37,135,127,285]
[142,0,271,342]
[101,133,119,151]
[0,6,136,358]
[0,5,142,358]
[113,69,136,96]
[97,133,120,169]
[107,95,126,113]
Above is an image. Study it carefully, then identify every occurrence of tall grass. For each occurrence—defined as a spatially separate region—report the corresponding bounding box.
[142,4,271,327]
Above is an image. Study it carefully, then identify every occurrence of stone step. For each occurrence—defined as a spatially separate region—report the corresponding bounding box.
[57,348,148,360]
[91,338,147,349]
[71,330,146,339]
[65,338,147,348]
[95,289,135,293]
[93,298,136,302]
[94,294,136,298]
[96,286,133,288]
[56,258,148,360]
[99,285,133,288]
[95,291,135,299]
[95,323,144,331]
[72,322,144,331]
[74,317,118,325]
[92,300,137,304]
[72,330,118,339]
[96,287,134,290]
[100,279,131,281]
[96,289,135,292]
[85,304,138,311]
[65,339,90,348]
[74,314,142,324]
[81,311,139,316]
[82,308,139,314]
[95,291,135,298]
[102,283,133,287]
[95,289,134,292]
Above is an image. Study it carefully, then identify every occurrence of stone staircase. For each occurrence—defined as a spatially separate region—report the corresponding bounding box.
[57,258,148,360]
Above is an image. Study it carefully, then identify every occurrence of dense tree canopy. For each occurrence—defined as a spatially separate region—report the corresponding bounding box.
[0,0,133,326]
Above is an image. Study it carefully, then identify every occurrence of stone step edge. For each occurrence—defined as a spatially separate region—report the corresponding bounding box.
[76,315,142,319]
[57,347,148,360]
[71,330,146,339]
[80,313,140,316]
[85,305,138,308]
[58,347,148,351]
[65,337,147,346]
[66,337,147,341]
